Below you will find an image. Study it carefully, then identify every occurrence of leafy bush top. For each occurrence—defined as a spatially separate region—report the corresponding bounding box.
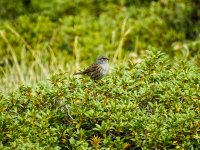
[1,51,199,149]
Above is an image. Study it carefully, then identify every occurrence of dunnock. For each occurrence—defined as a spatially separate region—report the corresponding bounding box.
[74,56,109,80]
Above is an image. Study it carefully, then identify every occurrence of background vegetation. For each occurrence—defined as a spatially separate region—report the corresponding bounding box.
[0,0,199,149]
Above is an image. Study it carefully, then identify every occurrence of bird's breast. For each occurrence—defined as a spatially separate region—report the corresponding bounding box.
[100,63,109,75]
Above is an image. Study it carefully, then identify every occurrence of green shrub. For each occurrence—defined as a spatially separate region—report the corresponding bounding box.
[1,50,199,149]
[0,1,199,148]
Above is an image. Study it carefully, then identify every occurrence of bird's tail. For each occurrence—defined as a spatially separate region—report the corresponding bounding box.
[73,72,82,75]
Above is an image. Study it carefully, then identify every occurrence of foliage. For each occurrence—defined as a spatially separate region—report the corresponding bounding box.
[0,50,199,149]
[0,1,199,148]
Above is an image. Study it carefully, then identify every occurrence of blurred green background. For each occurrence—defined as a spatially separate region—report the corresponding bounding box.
[0,0,199,92]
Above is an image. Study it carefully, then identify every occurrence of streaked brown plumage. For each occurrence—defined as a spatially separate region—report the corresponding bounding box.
[74,56,109,80]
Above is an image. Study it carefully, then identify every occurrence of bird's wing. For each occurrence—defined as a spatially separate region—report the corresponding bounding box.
[83,64,99,74]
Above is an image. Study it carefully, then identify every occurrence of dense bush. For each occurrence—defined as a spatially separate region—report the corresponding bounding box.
[0,51,199,149]
[0,1,199,148]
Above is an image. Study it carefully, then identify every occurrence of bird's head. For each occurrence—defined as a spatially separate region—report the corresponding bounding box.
[96,56,109,64]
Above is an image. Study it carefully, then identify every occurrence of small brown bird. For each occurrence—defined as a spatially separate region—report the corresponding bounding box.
[74,56,109,80]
